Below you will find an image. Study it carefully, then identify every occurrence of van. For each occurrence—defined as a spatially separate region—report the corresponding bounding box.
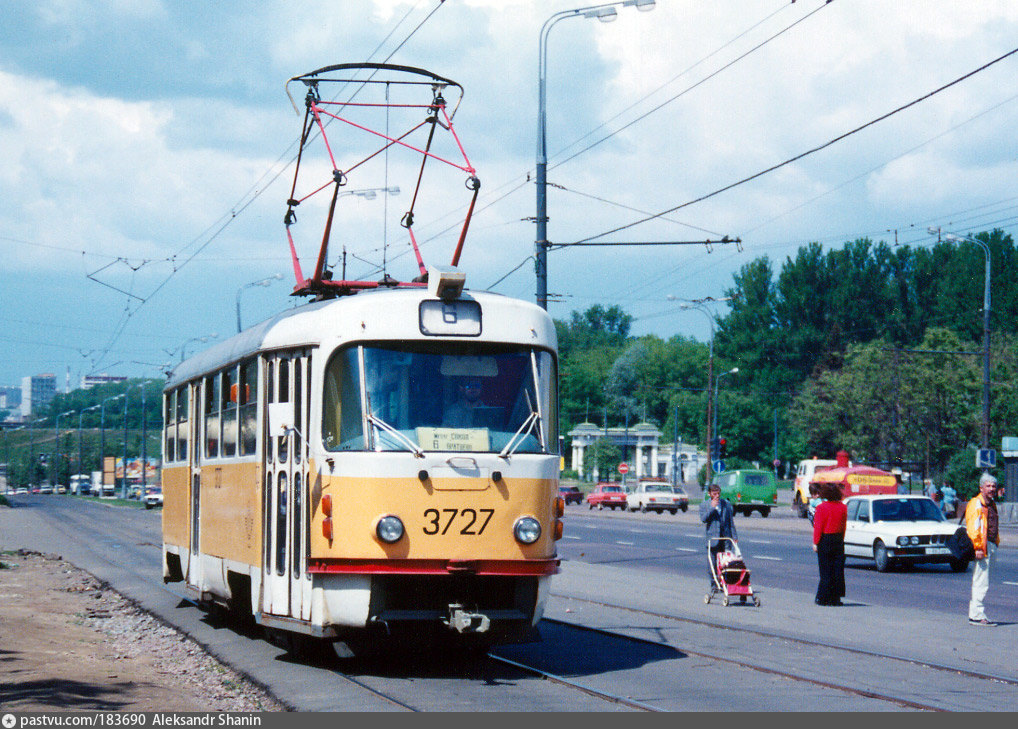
[793,457,843,518]
[716,469,778,517]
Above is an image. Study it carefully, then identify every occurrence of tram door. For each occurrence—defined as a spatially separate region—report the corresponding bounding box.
[263,351,312,619]
[185,381,202,588]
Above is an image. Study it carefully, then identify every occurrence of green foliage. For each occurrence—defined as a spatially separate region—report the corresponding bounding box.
[583,439,622,481]
[556,304,633,358]
[943,449,1001,502]
[1,377,163,489]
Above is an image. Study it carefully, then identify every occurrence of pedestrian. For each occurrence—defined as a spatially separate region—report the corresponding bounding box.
[923,479,938,500]
[807,483,821,524]
[812,482,847,606]
[965,472,1000,626]
[941,482,958,519]
[700,483,738,587]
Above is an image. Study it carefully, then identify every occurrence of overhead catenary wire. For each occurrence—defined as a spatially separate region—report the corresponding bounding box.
[384,1,821,284]
[550,0,833,173]
[80,1,447,374]
[571,44,1018,246]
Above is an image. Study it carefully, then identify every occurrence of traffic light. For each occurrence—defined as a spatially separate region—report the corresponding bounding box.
[719,437,728,459]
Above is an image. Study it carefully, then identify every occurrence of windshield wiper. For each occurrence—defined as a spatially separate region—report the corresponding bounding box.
[365,396,424,457]
[500,410,539,459]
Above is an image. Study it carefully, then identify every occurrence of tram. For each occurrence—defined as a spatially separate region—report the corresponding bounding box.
[160,64,562,650]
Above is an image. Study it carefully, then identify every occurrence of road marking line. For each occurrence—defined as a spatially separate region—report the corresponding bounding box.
[563,535,581,540]
[754,556,782,561]
[616,541,634,546]
[675,547,697,552]
[745,539,771,544]
[1004,581,1018,586]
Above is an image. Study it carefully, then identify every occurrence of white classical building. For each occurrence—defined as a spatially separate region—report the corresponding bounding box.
[566,422,706,485]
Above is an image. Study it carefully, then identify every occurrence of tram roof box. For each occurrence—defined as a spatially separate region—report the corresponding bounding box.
[428,265,465,300]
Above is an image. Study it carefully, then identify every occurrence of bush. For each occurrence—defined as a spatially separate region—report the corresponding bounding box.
[943,448,1001,502]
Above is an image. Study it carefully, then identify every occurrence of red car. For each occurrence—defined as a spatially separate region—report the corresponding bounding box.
[587,482,628,510]
[559,485,583,505]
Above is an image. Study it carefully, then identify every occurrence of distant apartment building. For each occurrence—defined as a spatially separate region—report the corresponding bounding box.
[20,373,57,419]
[80,374,127,390]
[0,386,21,410]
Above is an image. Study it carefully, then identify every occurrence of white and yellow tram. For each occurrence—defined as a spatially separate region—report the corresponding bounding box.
[161,270,562,647]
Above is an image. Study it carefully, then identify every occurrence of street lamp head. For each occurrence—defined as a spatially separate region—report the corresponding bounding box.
[584,6,618,21]
[624,0,656,10]
[730,367,739,374]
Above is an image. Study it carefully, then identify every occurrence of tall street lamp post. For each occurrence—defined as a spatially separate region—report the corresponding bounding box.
[536,0,656,310]
[100,393,124,496]
[929,228,992,450]
[676,299,725,484]
[235,274,284,333]
[713,367,739,468]
[79,404,101,491]
[54,410,75,489]
[173,334,219,363]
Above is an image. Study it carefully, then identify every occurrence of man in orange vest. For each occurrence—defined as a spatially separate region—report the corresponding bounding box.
[965,472,1000,626]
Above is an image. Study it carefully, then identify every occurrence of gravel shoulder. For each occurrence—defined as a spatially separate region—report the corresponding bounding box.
[0,548,285,712]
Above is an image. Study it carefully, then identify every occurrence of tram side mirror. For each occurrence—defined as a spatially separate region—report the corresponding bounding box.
[269,402,296,435]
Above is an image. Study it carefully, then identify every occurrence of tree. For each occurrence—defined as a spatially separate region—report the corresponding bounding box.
[583,439,622,481]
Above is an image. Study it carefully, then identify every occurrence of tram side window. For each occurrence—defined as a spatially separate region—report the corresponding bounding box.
[276,472,287,576]
[240,359,258,456]
[277,359,289,463]
[205,373,221,459]
[322,347,364,450]
[176,386,189,461]
[293,359,302,464]
[264,360,274,459]
[222,365,238,458]
[164,391,177,463]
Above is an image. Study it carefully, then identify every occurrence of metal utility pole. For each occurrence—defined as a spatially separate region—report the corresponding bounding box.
[535,0,657,309]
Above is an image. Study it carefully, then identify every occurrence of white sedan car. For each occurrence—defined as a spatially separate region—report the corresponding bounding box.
[144,487,163,510]
[843,495,969,573]
[626,481,688,514]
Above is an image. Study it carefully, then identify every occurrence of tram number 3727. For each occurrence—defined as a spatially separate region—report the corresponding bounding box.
[422,508,496,536]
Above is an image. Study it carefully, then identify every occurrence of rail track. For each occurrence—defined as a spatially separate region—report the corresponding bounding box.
[541,592,1018,711]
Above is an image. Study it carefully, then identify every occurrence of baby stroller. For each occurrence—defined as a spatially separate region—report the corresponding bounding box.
[704,537,761,607]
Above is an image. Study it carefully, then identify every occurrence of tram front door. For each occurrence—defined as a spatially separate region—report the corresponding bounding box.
[262,351,312,620]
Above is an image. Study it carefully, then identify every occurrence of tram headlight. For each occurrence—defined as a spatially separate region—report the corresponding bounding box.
[376,515,405,544]
[514,516,542,545]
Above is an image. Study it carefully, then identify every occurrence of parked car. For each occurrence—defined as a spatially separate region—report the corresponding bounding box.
[13,488,28,495]
[716,469,777,517]
[626,480,688,514]
[587,482,628,510]
[843,495,969,573]
[559,485,583,505]
[39,484,54,494]
[144,487,163,510]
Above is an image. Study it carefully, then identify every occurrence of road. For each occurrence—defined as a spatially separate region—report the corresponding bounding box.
[3,494,1018,712]
[557,503,1018,624]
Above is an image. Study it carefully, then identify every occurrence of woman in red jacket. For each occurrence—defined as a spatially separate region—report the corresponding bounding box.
[812,483,847,606]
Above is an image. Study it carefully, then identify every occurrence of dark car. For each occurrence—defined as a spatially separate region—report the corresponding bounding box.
[559,485,583,505]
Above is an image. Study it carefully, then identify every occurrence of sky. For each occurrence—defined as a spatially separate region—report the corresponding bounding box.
[3,0,1018,394]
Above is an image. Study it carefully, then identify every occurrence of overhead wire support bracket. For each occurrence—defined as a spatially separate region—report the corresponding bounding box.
[548,236,741,251]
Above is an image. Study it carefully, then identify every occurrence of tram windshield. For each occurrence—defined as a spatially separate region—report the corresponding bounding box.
[323,343,558,454]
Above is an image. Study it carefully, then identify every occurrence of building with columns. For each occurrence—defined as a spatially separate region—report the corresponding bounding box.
[567,422,706,485]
